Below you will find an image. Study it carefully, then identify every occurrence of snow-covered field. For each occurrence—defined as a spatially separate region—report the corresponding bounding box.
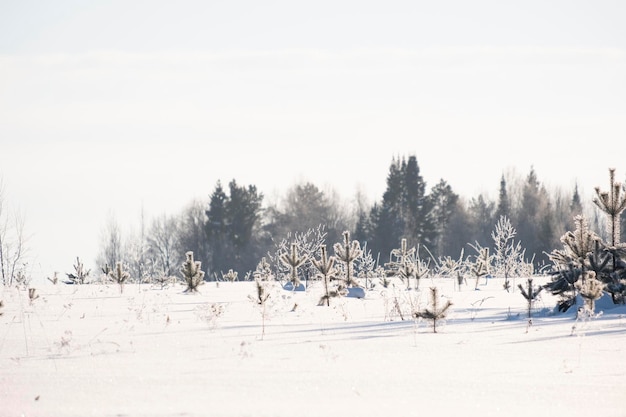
[2,276,625,417]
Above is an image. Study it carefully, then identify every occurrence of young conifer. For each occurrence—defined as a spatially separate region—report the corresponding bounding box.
[575,272,604,313]
[249,257,275,339]
[181,251,205,293]
[312,246,342,306]
[280,243,307,289]
[110,261,130,293]
[222,269,238,282]
[414,286,452,333]
[593,168,626,247]
[518,278,543,321]
[66,257,90,285]
[333,231,362,287]
[471,247,490,290]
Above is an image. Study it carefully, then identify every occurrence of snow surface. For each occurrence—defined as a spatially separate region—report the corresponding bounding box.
[2,276,625,417]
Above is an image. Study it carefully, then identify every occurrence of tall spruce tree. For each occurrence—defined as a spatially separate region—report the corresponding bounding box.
[371,155,435,261]
[495,174,511,220]
[468,194,496,249]
[206,181,228,276]
[403,156,435,253]
[429,179,459,259]
[372,156,405,260]
[515,167,557,268]
[205,180,264,277]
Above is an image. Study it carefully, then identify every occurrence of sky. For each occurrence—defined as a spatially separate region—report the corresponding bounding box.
[1,1,625,278]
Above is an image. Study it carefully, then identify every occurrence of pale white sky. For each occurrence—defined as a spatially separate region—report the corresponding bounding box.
[1,1,625,278]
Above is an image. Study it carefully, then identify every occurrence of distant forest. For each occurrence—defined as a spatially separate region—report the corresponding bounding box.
[97,154,621,281]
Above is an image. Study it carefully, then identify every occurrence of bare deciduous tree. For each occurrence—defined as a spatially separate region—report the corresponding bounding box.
[0,180,28,286]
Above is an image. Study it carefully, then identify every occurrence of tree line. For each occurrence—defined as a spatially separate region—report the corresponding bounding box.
[96,154,619,282]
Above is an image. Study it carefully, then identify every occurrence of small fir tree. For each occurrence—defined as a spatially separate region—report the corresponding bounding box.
[575,272,604,314]
[470,246,490,290]
[414,286,452,333]
[181,251,205,293]
[253,257,273,282]
[222,269,238,282]
[110,261,130,293]
[333,231,362,288]
[280,243,307,289]
[593,168,626,248]
[66,257,90,285]
[518,278,543,322]
[311,246,342,306]
[549,215,599,270]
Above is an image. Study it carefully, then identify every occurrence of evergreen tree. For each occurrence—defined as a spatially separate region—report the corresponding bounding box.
[515,167,557,268]
[468,194,496,249]
[430,179,459,259]
[575,272,604,313]
[66,257,90,285]
[571,183,583,216]
[414,287,452,333]
[371,155,435,261]
[404,156,436,253]
[593,168,626,248]
[226,180,264,273]
[312,246,342,306]
[495,175,511,220]
[205,180,264,277]
[372,157,405,260]
[333,231,362,288]
[280,243,307,289]
[518,278,543,321]
[110,261,130,293]
[206,181,229,276]
[181,251,205,293]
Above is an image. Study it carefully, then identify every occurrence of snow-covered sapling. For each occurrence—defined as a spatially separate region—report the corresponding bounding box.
[414,286,452,333]
[0,299,3,316]
[518,278,543,322]
[593,168,626,248]
[110,262,130,293]
[66,257,90,285]
[249,257,275,339]
[181,251,205,293]
[575,272,604,314]
[252,257,273,282]
[334,231,362,288]
[280,243,307,289]
[491,216,525,292]
[222,269,238,282]
[312,245,344,306]
[470,247,490,290]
